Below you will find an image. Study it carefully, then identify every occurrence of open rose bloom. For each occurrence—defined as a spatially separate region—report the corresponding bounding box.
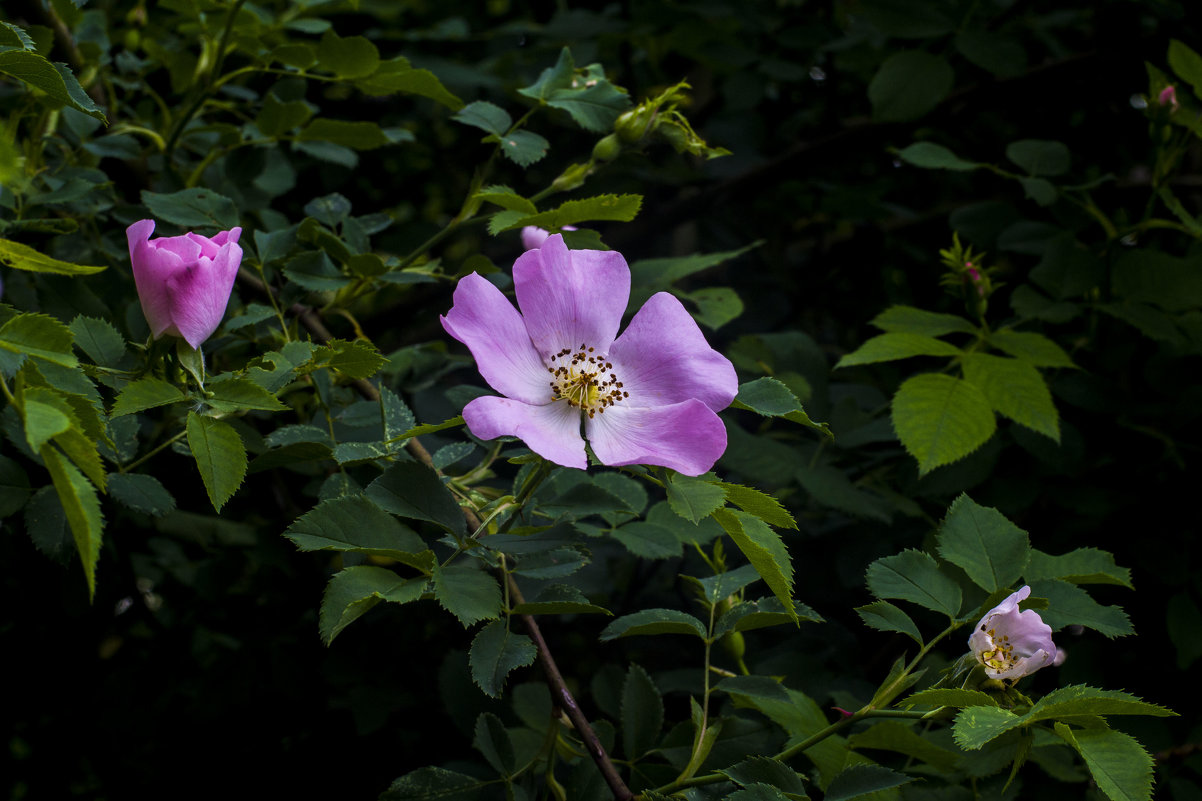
[969,585,1065,681]
[127,219,243,350]
[442,234,737,475]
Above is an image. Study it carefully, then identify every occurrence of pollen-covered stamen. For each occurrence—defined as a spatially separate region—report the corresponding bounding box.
[546,343,630,419]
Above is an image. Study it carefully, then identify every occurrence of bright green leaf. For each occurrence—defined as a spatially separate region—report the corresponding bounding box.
[1055,725,1154,801]
[953,706,1024,750]
[40,445,103,599]
[665,472,726,524]
[713,508,796,620]
[0,312,77,367]
[892,373,997,475]
[186,412,247,513]
[836,332,962,368]
[0,237,104,275]
[110,377,187,417]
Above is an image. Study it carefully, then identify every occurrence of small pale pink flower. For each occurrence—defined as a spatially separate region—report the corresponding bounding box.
[126,219,243,349]
[442,234,737,475]
[1159,85,1179,111]
[521,225,576,251]
[969,585,1064,681]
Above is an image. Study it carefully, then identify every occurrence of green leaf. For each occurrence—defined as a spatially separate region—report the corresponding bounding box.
[953,706,1024,750]
[847,721,960,771]
[955,29,1027,77]
[868,50,954,122]
[69,316,127,366]
[517,48,630,132]
[284,495,431,566]
[904,688,998,709]
[629,242,761,291]
[726,786,794,801]
[715,675,790,703]
[665,472,726,524]
[497,129,550,167]
[1169,39,1202,100]
[892,373,997,475]
[205,377,288,413]
[716,597,821,636]
[110,377,187,417]
[20,391,72,452]
[473,185,537,215]
[316,29,379,79]
[865,549,962,617]
[599,608,707,641]
[254,95,313,137]
[367,461,466,536]
[322,338,387,379]
[836,332,962,368]
[1007,140,1071,177]
[355,57,463,110]
[871,305,977,336]
[0,454,32,518]
[1055,725,1154,801]
[185,412,247,513]
[937,494,1031,593]
[319,565,425,644]
[1029,579,1134,638]
[0,49,106,122]
[107,473,175,517]
[1028,686,1175,723]
[611,521,682,559]
[380,766,486,801]
[432,563,501,627]
[498,194,642,232]
[721,756,807,794]
[1025,548,1133,589]
[823,764,914,800]
[987,329,1076,367]
[40,445,103,599]
[0,238,104,275]
[720,482,796,530]
[794,462,892,523]
[895,142,978,171]
[469,620,537,698]
[1021,176,1058,206]
[509,583,611,616]
[683,286,743,329]
[0,312,77,367]
[855,600,922,645]
[452,100,511,136]
[296,118,409,150]
[1111,247,1202,314]
[713,508,796,620]
[141,188,240,230]
[621,663,663,759]
[731,376,831,437]
[473,713,515,776]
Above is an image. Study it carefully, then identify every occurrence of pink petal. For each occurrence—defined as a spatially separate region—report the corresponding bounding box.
[127,219,178,338]
[608,292,738,411]
[586,399,727,476]
[521,225,576,251]
[441,273,554,405]
[463,395,587,469]
[513,234,630,357]
[164,241,243,349]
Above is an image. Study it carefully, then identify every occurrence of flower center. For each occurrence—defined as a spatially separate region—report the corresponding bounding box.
[546,343,629,418]
[978,627,1016,671]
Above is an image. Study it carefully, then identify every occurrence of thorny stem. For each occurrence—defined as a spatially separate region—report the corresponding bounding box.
[237,273,635,801]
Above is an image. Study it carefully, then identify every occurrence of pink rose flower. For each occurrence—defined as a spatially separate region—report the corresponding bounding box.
[442,234,737,475]
[126,219,243,349]
[969,585,1065,681]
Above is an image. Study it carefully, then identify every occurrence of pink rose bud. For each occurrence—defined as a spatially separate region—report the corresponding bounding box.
[1159,85,1179,111]
[521,225,576,251]
[126,219,244,350]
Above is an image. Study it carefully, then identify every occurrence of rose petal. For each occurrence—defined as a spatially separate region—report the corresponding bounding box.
[463,395,586,469]
[164,241,243,349]
[513,234,630,357]
[608,292,738,411]
[441,273,552,405]
[586,399,727,476]
[127,219,177,338]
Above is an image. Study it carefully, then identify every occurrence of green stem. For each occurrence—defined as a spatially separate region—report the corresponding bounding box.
[120,430,187,473]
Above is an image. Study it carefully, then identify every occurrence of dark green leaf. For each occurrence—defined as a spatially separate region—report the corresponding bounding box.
[1007,140,1071,177]
[453,101,511,136]
[855,600,922,644]
[621,663,663,759]
[865,549,962,617]
[509,583,611,616]
[141,188,239,230]
[599,608,707,641]
[498,129,550,167]
[69,316,127,367]
[284,495,430,565]
[356,58,463,110]
[0,49,106,121]
[1055,724,1153,801]
[472,713,516,775]
[665,472,726,523]
[987,329,1076,368]
[731,377,831,436]
[892,373,997,475]
[380,766,485,801]
[1024,548,1133,589]
[895,142,978,171]
[823,764,914,800]
[937,494,1031,593]
[186,412,247,513]
[432,563,501,627]
[868,51,954,122]
[205,377,288,413]
[316,30,379,79]
[319,565,425,644]
[871,305,977,336]
[469,620,537,698]
[1029,579,1133,638]
[107,473,175,517]
[712,508,796,620]
[367,461,466,536]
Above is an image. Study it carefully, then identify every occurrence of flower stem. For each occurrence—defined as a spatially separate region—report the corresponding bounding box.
[120,430,187,473]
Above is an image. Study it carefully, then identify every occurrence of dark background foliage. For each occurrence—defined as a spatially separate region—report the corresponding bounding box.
[3,0,1201,798]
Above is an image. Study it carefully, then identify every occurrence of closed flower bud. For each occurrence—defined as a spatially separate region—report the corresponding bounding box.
[126,219,244,350]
